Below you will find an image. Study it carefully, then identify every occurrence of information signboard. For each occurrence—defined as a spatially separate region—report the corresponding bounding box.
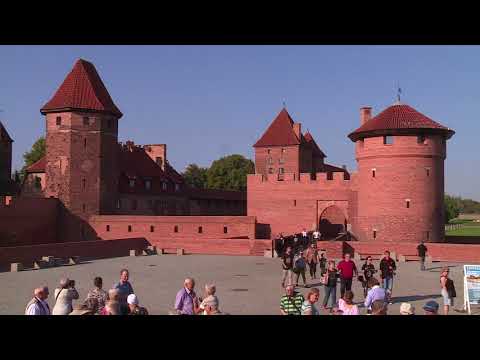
[463,265,480,314]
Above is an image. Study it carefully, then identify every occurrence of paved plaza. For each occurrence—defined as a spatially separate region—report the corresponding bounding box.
[0,254,476,315]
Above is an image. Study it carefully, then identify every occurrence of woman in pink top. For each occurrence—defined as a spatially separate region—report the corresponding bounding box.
[338,290,359,315]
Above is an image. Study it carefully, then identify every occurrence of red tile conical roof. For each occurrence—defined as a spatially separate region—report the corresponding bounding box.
[25,157,46,173]
[253,108,301,147]
[304,131,326,158]
[348,103,454,141]
[41,59,122,118]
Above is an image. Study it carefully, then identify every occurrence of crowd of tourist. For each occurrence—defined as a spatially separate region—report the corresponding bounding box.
[276,231,457,316]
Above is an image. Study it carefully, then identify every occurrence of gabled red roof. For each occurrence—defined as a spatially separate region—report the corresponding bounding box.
[25,157,46,173]
[348,103,454,141]
[304,131,326,158]
[253,108,301,147]
[0,121,13,143]
[119,145,169,180]
[41,59,122,118]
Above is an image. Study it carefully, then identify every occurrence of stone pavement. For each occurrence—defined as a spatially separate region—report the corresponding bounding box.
[0,254,476,315]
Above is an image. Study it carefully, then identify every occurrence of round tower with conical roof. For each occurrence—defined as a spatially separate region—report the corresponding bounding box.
[348,103,454,243]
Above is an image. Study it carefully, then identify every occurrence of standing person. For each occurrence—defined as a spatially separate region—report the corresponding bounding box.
[275,234,285,258]
[319,252,327,276]
[25,287,50,315]
[322,260,339,309]
[203,297,225,315]
[361,256,377,298]
[379,251,396,304]
[301,288,320,315]
[364,277,386,314]
[301,228,309,247]
[337,253,358,299]
[423,300,439,315]
[312,229,321,244]
[113,269,134,314]
[417,241,428,271]
[174,278,199,315]
[305,243,321,279]
[440,267,456,315]
[280,284,305,315]
[293,250,308,287]
[281,246,294,288]
[127,294,149,315]
[400,303,415,315]
[338,290,359,315]
[85,276,108,314]
[52,278,79,315]
[199,284,219,315]
[370,300,388,315]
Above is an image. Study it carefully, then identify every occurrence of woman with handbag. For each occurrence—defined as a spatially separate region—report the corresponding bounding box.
[52,278,79,315]
[321,260,338,310]
[440,267,456,315]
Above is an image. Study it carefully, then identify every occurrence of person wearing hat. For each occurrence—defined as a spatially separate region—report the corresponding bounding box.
[423,300,439,315]
[52,278,79,315]
[400,302,415,315]
[69,298,98,316]
[127,294,149,315]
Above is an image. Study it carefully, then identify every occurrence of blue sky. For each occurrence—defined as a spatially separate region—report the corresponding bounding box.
[0,45,478,200]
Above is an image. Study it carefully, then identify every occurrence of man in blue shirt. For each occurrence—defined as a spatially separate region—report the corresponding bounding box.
[113,269,134,314]
[364,277,386,313]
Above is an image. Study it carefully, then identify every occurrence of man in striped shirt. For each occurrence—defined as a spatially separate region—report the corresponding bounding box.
[280,284,305,315]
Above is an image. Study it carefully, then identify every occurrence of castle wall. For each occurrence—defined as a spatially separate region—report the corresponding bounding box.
[255,145,300,177]
[354,134,445,243]
[247,172,356,238]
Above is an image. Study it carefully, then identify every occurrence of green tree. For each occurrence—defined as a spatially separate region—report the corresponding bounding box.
[20,137,45,180]
[445,194,461,223]
[182,163,208,189]
[206,154,254,191]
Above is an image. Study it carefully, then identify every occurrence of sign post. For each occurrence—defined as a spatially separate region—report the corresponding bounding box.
[463,265,480,315]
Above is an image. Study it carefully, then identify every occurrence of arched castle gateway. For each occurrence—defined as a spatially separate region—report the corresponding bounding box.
[247,104,454,243]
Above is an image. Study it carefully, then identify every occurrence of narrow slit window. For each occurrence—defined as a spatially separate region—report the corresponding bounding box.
[198,226,203,234]
[293,200,296,207]
[426,231,430,240]
[84,138,87,149]
[56,116,62,125]
[106,225,110,232]
[82,179,86,190]
[128,225,132,232]
[174,225,179,233]
[150,225,154,233]
[426,168,430,177]
[224,226,228,234]
[82,204,86,212]
[406,200,410,208]
[372,169,376,178]
[117,199,121,209]
[373,230,377,239]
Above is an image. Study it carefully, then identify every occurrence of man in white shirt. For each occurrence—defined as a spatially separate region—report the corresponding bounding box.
[25,287,51,315]
[313,230,321,243]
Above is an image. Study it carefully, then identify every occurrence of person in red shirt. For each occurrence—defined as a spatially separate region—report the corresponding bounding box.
[337,253,358,299]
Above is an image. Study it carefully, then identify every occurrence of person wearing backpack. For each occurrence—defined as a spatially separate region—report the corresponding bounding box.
[293,250,308,287]
[440,267,456,315]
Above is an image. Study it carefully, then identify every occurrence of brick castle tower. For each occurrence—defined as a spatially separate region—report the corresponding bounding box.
[40,59,122,240]
[348,103,455,243]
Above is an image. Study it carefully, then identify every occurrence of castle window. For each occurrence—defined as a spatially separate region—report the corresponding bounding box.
[82,179,86,190]
[34,176,42,189]
[174,225,179,233]
[147,199,154,209]
[267,149,271,154]
[281,148,286,154]
[83,117,89,126]
[278,168,284,174]
[82,204,86,212]
[373,230,377,239]
[372,169,376,178]
[128,225,132,232]
[116,199,121,209]
[417,135,427,144]
[406,199,410,208]
[267,157,273,165]
[327,172,333,180]
[293,200,296,207]
[145,179,151,190]
[84,138,87,149]
[162,182,167,191]
[129,179,135,188]
[224,226,228,234]
[132,199,138,210]
[56,116,62,126]
[383,135,394,145]
[106,225,110,232]
[175,184,180,192]
[425,168,430,177]
[279,158,285,164]
[268,168,273,174]
[198,226,203,234]
[150,225,154,232]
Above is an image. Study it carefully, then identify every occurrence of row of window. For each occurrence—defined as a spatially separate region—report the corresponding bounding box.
[267,148,286,154]
[268,167,285,174]
[267,157,285,165]
[371,168,430,178]
[116,198,175,210]
[128,178,180,192]
[106,225,229,234]
[55,116,113,128]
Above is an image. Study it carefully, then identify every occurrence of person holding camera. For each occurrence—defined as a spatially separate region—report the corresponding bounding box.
[52,278,79,315]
